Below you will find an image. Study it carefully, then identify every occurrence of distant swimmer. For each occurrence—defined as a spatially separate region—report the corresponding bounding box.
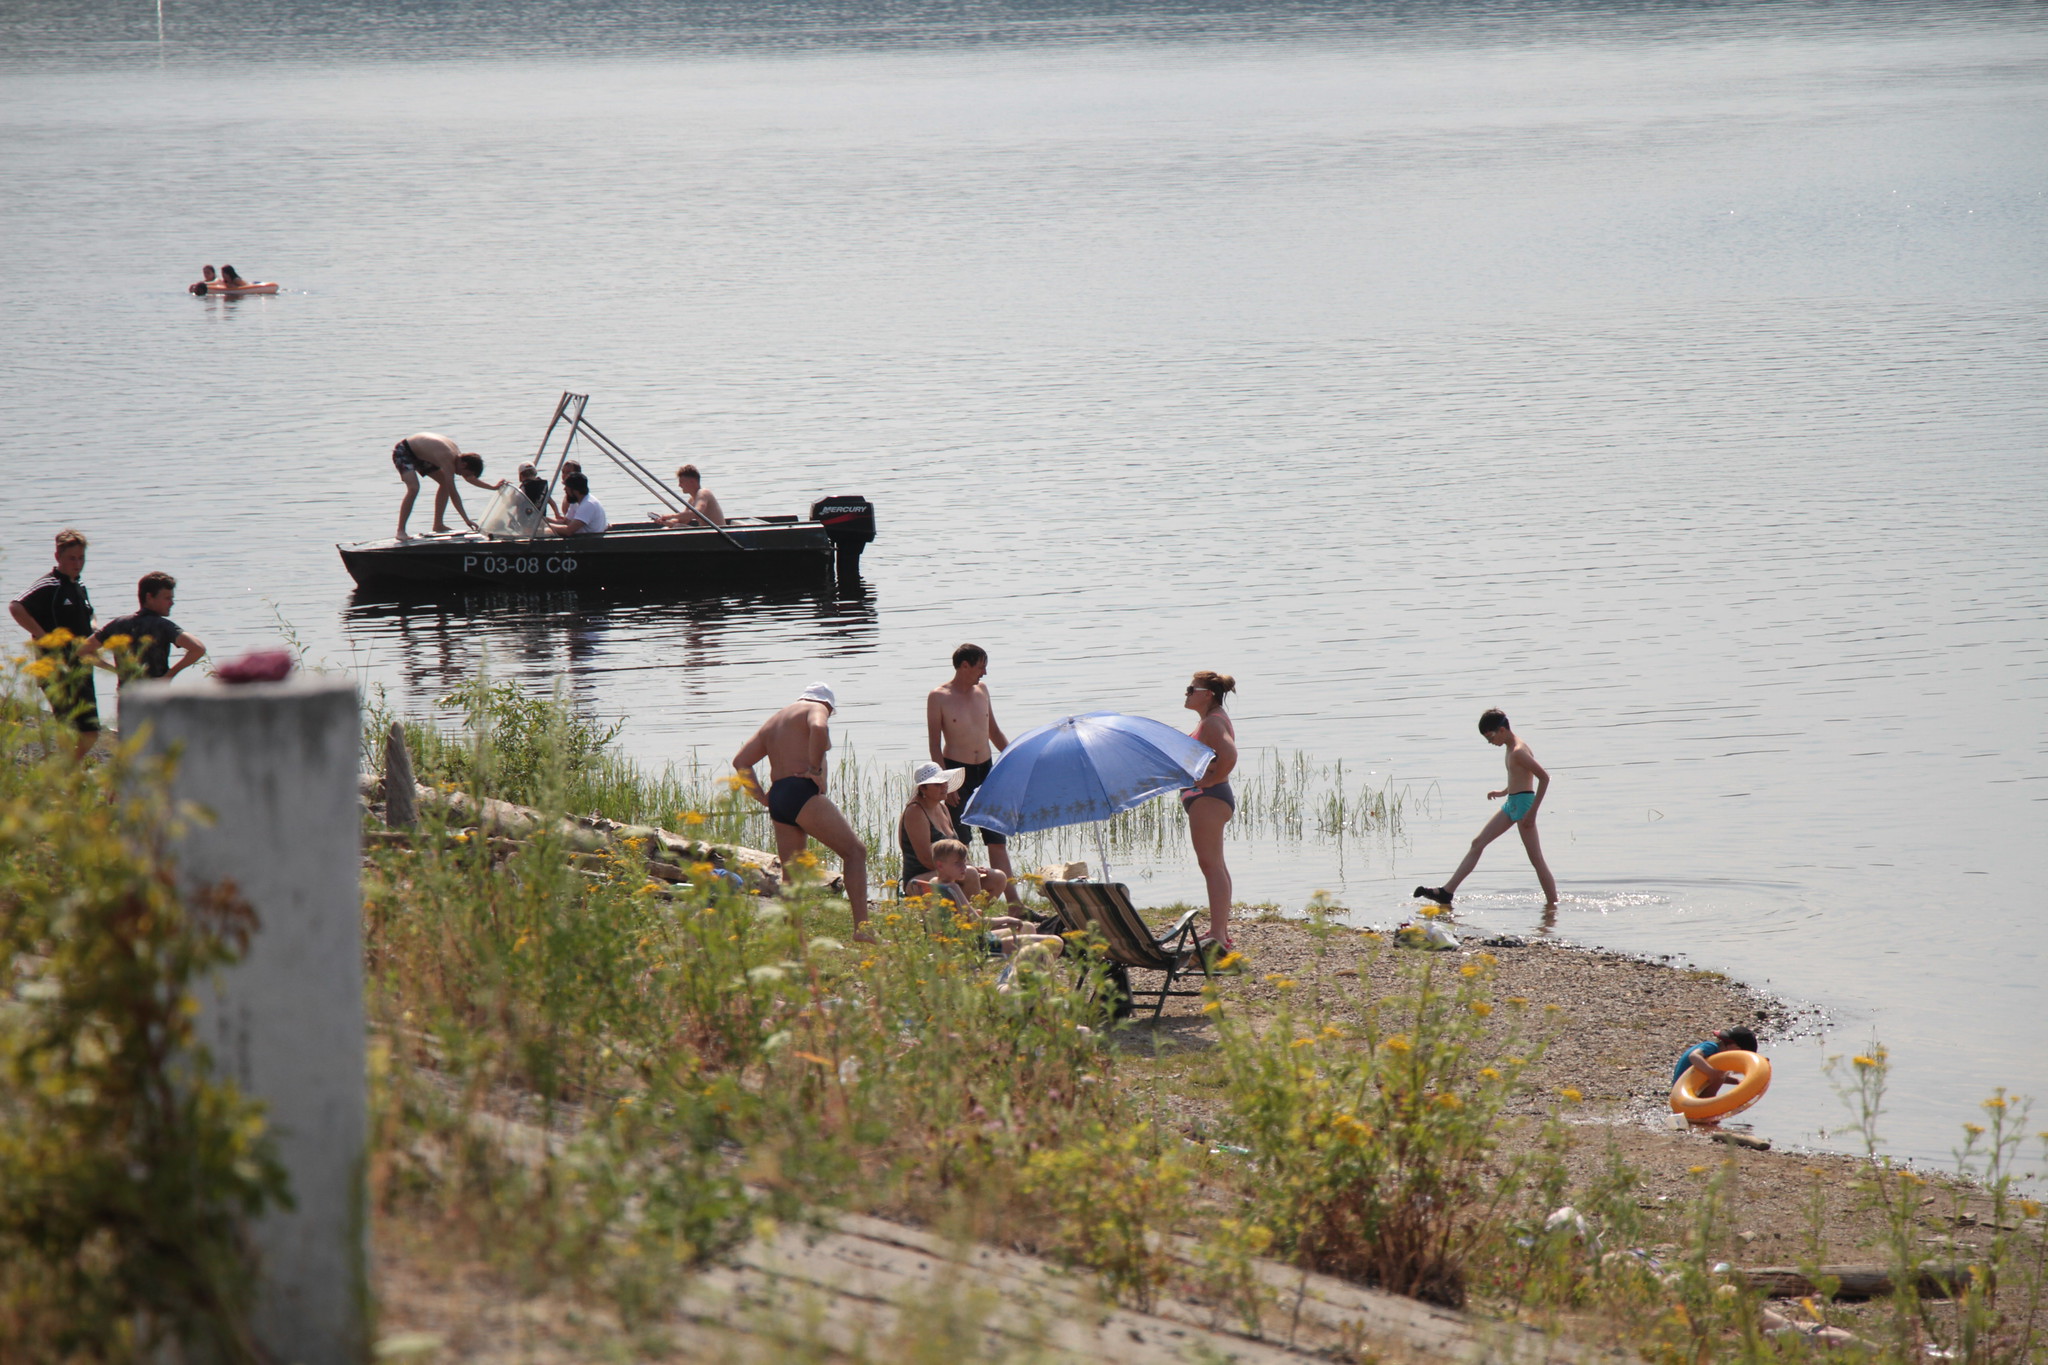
[654,463,726,528]
[219,265,250,288]
[733,683,871,934]
[389,432,502,540]
[1415,708,1558,912]
[188,264,218,295]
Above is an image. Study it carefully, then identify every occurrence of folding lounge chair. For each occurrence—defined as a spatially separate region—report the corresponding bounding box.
[1042,880,1211,1019]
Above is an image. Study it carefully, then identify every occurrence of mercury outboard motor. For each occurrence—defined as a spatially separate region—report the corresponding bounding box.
[811,495,876,576]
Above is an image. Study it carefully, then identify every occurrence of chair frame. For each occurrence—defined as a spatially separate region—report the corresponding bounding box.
[1042,880,1213,1019]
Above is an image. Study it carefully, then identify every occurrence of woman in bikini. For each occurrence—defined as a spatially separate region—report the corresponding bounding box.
[1181,670,1238,953]
[899,761,1007,902]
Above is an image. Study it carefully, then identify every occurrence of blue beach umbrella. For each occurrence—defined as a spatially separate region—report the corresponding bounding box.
[959,713,1215,857]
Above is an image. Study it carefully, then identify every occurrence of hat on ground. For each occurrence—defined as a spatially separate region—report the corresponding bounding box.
[798,682,836,712]
[911,761,966,793]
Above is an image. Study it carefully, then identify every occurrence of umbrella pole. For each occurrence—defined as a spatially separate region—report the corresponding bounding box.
[1095,826,1111,886]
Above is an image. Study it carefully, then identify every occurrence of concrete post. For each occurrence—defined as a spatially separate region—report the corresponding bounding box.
[123,676,368,1365]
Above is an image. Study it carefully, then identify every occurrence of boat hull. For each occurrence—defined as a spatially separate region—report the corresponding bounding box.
[337,522,838,592]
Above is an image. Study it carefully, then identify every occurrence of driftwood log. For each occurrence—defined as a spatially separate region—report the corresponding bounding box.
[1733,1262,1980,1301]
[358,770,783,894]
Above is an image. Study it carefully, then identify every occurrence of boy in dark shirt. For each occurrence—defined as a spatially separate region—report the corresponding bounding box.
[8,528,102,759]
[87,571,207,686]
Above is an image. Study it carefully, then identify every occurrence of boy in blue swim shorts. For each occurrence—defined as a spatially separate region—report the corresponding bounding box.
[1415,708,1558,911]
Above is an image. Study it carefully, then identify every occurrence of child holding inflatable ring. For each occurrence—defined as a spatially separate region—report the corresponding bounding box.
[1673,1025,1759,1096]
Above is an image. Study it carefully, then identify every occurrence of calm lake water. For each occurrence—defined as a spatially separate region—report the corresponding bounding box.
[3,0,2044,1171]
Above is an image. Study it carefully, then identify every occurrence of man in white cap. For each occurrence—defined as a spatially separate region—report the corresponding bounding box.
[733,683,870,932]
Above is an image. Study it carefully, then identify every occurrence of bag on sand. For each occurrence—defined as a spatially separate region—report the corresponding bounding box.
[1393,919,1460,951]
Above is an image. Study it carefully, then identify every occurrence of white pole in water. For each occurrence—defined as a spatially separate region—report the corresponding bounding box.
[156,0,164,52]
[122,676,368,1365]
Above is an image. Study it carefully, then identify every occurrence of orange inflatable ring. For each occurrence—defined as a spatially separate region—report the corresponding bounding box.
[1669,1048,1771,1123]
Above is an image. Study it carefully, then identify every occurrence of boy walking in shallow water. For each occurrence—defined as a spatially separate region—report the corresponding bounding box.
[1415,708,1558,910]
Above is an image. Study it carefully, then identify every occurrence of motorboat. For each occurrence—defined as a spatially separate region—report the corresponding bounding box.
[336,393,876,593]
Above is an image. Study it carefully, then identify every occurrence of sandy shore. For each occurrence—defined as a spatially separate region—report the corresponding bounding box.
[1120,912,2031,1298]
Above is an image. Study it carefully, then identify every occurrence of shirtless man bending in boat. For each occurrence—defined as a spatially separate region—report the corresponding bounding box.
[927,643,1022,907]
[733,683,871,934]
[390,432,502,540]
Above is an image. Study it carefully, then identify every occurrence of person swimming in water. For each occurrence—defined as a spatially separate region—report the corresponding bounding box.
[189,265,218,295]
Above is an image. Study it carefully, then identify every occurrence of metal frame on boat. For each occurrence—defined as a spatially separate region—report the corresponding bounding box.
[337,393,875,593]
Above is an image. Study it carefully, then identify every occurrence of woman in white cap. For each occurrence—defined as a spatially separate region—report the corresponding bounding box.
[899,760,1007,902]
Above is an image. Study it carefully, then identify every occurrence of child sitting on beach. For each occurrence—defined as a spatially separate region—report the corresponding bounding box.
[1673,1026,1759,1097]
[910,839,1065,962]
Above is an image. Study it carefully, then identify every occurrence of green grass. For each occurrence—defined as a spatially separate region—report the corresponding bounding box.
[6,667,2044,1363]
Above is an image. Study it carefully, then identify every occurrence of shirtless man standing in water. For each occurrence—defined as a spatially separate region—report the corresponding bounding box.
[1415,707,1558,911]
[734,683,871,933]
[927,643,1022,907]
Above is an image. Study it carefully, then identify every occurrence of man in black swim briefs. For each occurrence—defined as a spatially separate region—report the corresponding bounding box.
[925,643,1023,907]
[733,683,871,935]
[389,431,502,540]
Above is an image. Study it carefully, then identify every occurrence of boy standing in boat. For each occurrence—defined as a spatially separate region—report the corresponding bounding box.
[1415,708,1558,911]
[390,432,502,540]
[926,643,1023,907]
[733,684,871,935]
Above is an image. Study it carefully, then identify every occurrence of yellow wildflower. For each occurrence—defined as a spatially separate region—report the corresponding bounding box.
[1290,1036,1314,1049]
[1984,1096,2008,1110]
[1201,1000,1222,1015]
[1479,1067,1502,1081]
[1470,1001,1493,1017]
[682,810,706,825]
[1383,1035,1412,1054]
[33,628,74,649]
[1852,1055,1879,1069]
[1434,1093,1462,1110]
[1559,1087,1583,1103]
[24,657,56,681]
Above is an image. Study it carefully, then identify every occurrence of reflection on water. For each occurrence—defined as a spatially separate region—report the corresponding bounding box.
[342,580,879,717]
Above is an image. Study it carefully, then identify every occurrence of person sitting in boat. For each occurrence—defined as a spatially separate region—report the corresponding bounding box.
[548,472,608,536]
[515,462,558,518]
[391,433,501,539]
[189,265,218,295]
[654,463,726,528]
